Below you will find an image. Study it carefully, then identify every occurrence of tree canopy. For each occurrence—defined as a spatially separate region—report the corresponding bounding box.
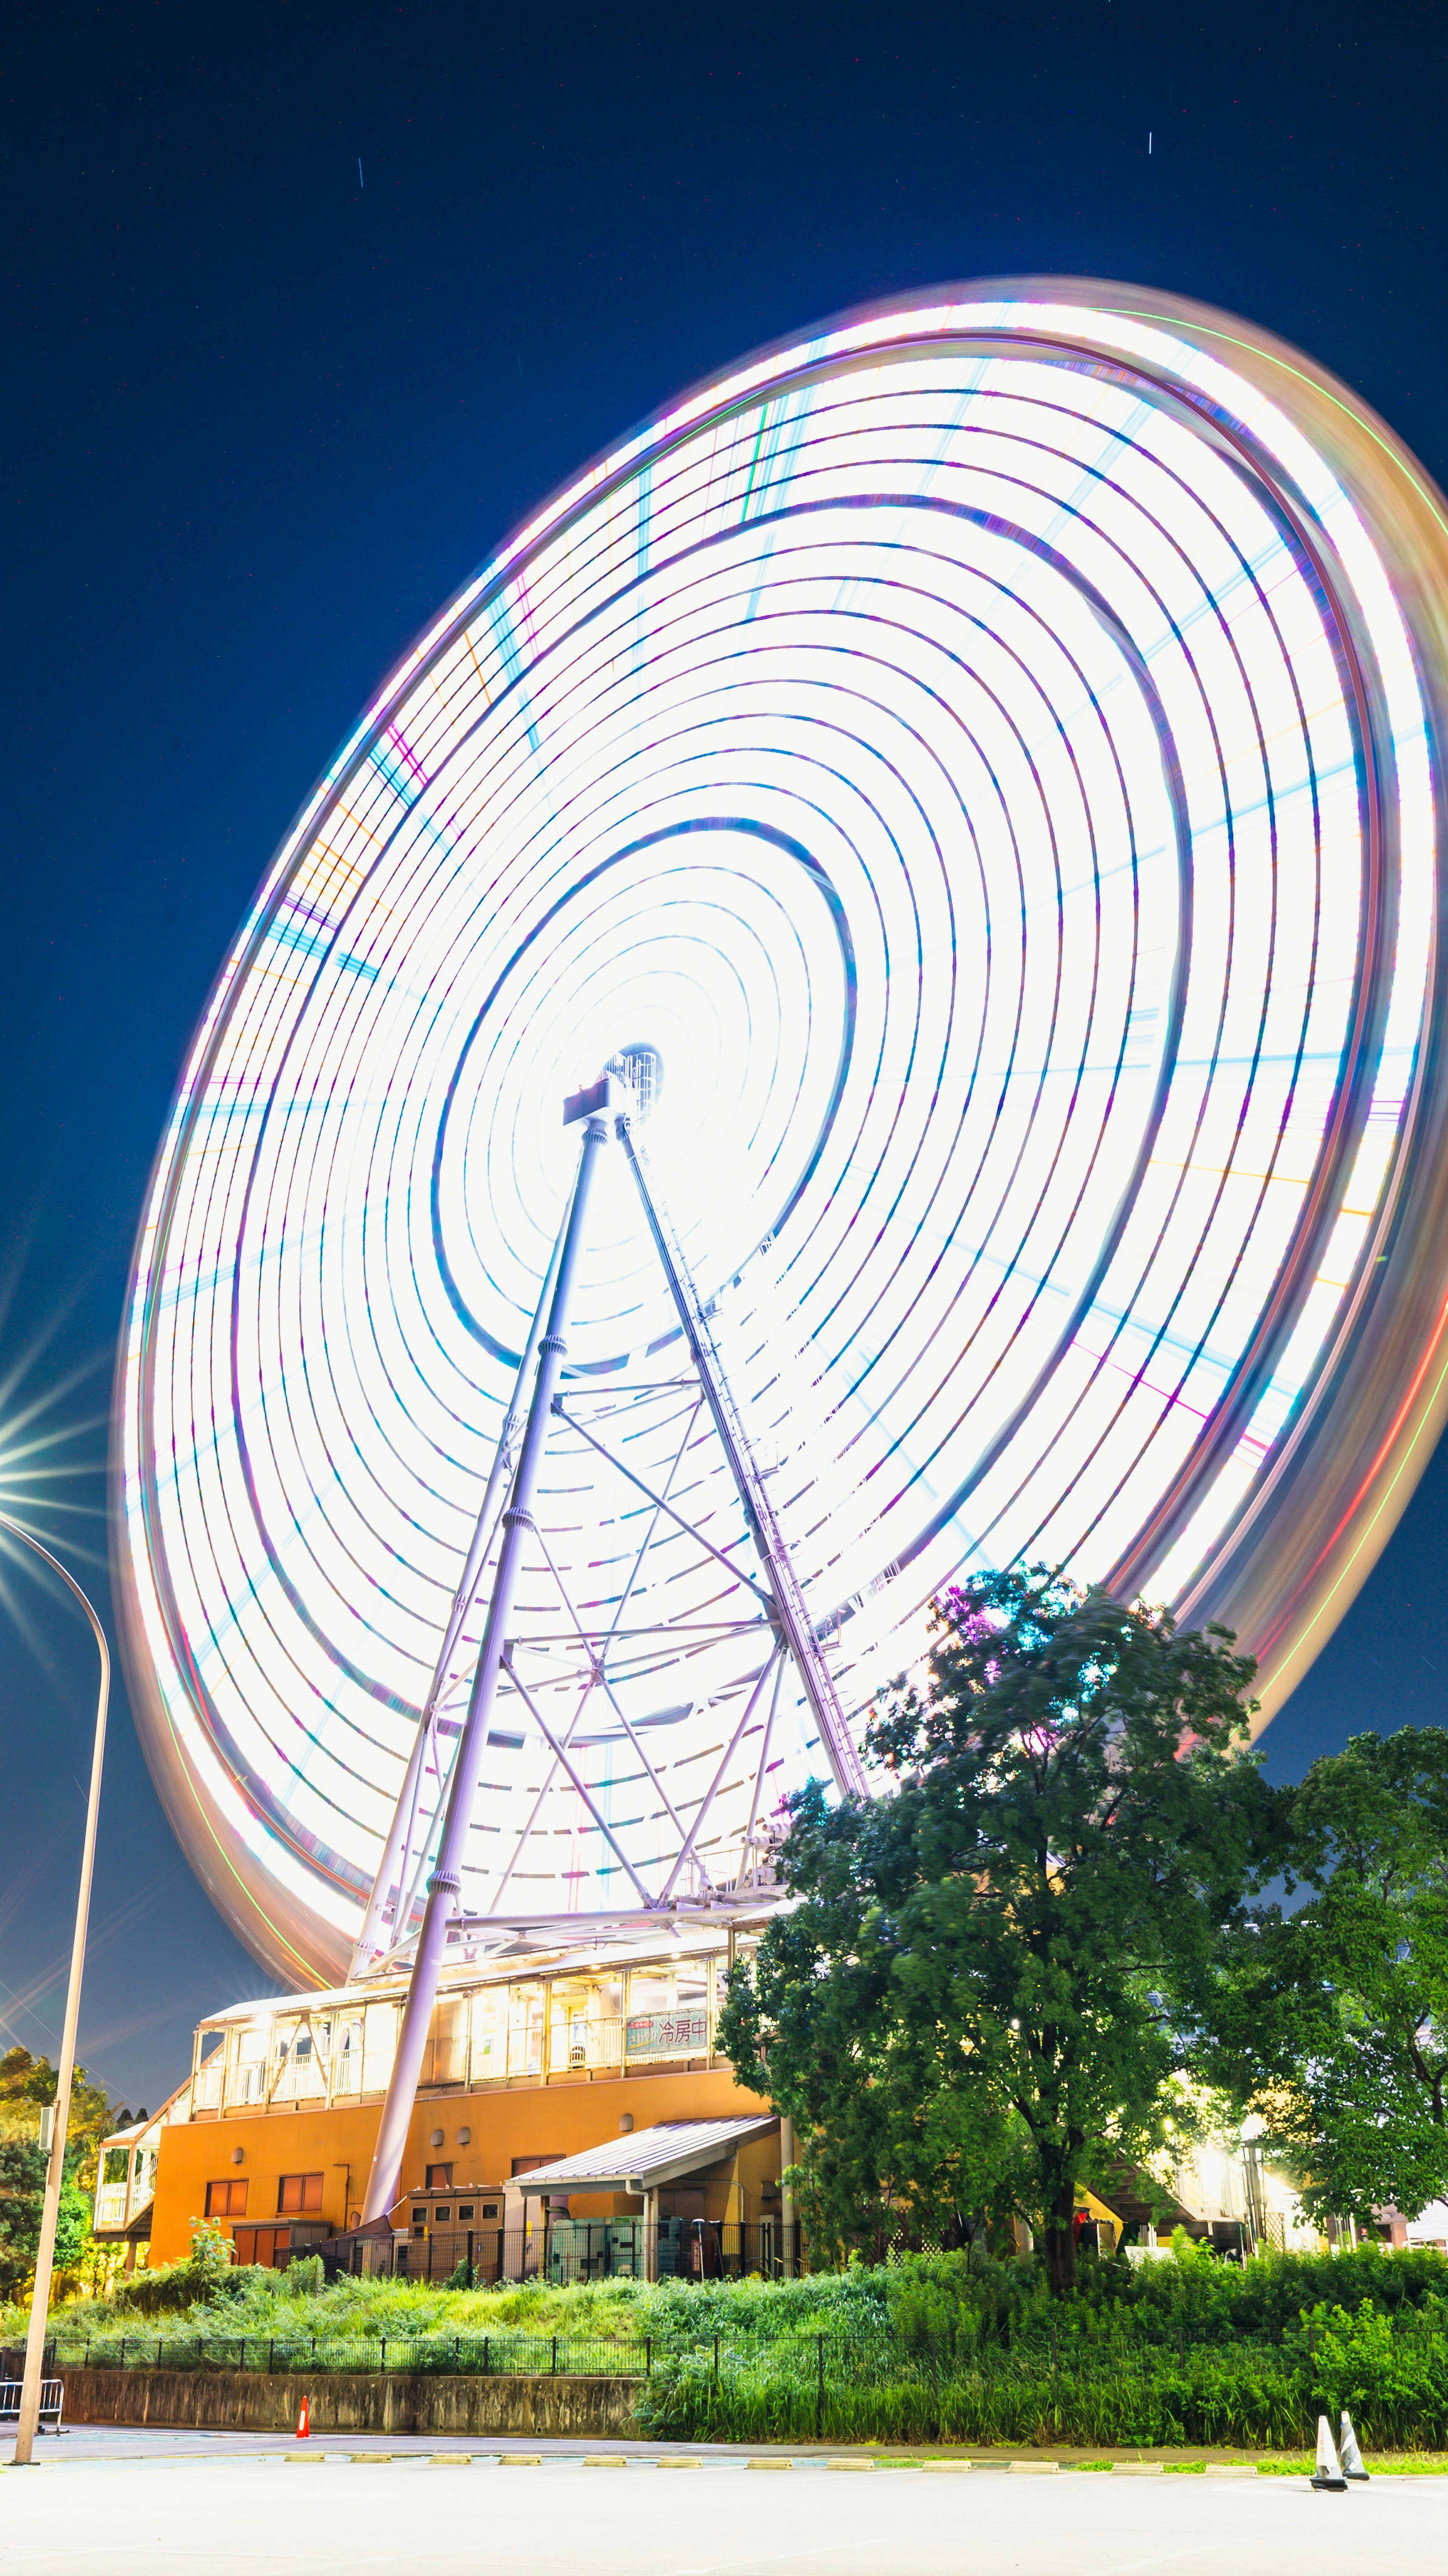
[0,2046,118,2135]
[719,1567,1277,2294]
[1210,1726,1448,2228]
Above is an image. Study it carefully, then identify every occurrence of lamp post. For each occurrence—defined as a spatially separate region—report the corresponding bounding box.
[0,1516,110,2467]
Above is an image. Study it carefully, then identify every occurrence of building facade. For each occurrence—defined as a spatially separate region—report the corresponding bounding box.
[94,1926,785,2278]
[94,1928,1336,2277]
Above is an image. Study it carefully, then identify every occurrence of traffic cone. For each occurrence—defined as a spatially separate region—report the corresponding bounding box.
[1310,2414,1345,2491]
[1338,2412,1369,2481]
[296,2395,310,2441]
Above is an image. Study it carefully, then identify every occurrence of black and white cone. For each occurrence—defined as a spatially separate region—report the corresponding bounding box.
[1311,2415,1347,2491]
[1338,2412,1369,2481]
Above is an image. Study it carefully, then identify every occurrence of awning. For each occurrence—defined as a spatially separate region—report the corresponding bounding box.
[514,2116,778,2195]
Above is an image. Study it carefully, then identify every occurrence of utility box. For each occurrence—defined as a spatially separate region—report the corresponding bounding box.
[546,2217,645,2283]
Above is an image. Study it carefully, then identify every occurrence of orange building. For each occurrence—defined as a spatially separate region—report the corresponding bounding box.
[95,1923,796,2283]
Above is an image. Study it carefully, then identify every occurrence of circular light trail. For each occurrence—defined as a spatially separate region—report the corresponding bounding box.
[116,282,1448,1985]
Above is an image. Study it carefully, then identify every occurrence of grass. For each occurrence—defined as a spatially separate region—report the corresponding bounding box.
[1252,2451,1448,2475]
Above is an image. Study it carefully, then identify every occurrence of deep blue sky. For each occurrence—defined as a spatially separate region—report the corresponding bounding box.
[5,0,1448,2110]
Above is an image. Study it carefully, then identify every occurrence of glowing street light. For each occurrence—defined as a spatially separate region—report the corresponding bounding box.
[0,1515,110,2468]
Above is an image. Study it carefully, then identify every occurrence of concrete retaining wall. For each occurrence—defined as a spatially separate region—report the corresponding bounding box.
[60,2369,643,2437]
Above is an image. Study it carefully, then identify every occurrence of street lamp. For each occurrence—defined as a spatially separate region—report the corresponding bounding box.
[0,1515,110,2467]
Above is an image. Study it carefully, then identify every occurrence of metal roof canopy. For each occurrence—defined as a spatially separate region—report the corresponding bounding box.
[514,2115,778,2196]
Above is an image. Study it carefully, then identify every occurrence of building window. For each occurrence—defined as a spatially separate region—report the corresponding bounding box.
[425,2162,452,2190]
[278,2171,324,2214]
[434,2206,451,2223]
[205,2178,247,2218]
[457,2204,474,2221]
[233,2224,288,2267]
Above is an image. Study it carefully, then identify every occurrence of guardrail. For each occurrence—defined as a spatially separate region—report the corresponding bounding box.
[0,2378,64,2432]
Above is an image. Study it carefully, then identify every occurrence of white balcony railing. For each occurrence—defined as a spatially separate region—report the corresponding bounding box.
[192,2058,224,2111]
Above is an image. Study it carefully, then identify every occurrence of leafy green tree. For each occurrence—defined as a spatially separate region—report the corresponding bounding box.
[0,2045,130,2301]
[0,2140,89,2299]
[0,2047,123,2186]
[720,1568,1276,2295]
[1211,1727,1448,2227]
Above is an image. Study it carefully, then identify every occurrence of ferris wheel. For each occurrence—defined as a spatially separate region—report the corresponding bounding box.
[117,279,1448,2039]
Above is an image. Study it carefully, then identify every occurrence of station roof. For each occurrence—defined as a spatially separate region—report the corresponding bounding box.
[193,1908,782,2029]
[514,2116,778,2195]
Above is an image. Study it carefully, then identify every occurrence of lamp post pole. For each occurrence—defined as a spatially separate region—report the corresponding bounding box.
[1,1516,110,2467]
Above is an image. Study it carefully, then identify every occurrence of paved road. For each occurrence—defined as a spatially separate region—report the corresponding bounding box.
[0,2441,1435,2576]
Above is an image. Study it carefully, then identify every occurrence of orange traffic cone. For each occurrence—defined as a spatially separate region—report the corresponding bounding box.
[296,2395,310,2441]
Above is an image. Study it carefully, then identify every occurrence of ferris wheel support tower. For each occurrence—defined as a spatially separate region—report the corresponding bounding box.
[359,1072,864,2228]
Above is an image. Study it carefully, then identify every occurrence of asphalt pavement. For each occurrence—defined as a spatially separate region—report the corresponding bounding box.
[0,2435,1438,2576]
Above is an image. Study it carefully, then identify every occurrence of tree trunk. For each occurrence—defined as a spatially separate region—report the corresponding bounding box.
[1040,2178,1078,2297]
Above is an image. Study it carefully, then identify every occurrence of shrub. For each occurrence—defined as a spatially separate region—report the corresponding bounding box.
[41,2240,1448,2449]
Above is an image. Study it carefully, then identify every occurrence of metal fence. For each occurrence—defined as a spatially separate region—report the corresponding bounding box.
[22,2316,1379,2381]
[0,2377,64,2431]
[339,2220,802,2287]
[13,2333,650,2379]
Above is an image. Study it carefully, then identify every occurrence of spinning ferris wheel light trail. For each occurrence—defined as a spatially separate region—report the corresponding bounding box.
[115,279,1448,2020]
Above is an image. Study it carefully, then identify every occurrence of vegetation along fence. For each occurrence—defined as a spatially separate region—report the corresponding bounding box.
[638,2312,1448,2450]
[20,2309,1448,2449]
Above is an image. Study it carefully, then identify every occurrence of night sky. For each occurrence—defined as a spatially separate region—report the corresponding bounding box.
[5,0,1448,2109]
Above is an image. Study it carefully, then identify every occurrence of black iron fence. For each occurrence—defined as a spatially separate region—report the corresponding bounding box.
[337,2220,802,2287]
[6,2333,650,2379]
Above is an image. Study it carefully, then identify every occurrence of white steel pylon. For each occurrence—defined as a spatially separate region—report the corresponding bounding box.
[357,1069,866,2224]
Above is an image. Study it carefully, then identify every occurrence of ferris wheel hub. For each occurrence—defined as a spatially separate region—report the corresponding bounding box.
[606,1044,664,1122]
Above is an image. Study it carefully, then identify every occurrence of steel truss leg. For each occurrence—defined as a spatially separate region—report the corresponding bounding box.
[360,1108,609,2224]
[348,1223,566,1977]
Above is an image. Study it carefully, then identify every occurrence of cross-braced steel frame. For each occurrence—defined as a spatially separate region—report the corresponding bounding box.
[357,1075,866,2223]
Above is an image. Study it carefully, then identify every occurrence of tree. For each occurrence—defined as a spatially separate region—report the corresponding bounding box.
[0,2140,88,2300]
[719,1567,1276,2295]
[0,2046,123,2188]
[0,2045,128,2301]
[1211,1727,1448,2227]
